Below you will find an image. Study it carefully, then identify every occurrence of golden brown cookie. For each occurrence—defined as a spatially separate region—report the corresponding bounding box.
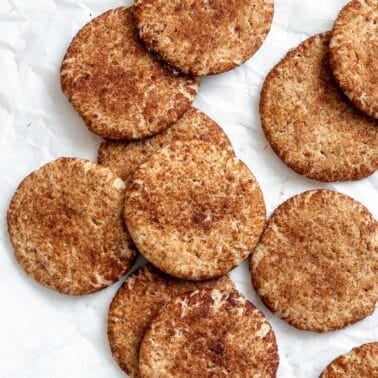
[250,190,378,332]
[107,264,234,377]
[98,107,233,182]
[61,7,198,140]
[320,342,378,377]
[330,0,378,119]
[133,0,274,76]
[7,158,137,295]
[125,140,266,280]
[260,32,378,182]
[139,288,279,377]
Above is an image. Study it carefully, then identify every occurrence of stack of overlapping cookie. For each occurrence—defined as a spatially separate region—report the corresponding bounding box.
[261,1,377,182]
[6,0,378,377]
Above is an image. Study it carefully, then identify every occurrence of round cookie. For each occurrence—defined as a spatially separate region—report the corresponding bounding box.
[260,32,378,182]
[139,288,279,377]
[7,158,137,295]
[320,342,378,377]
[125,140,266,280]
[133,0,274,76]
[107,264,234,377]
[98,107,233,183]
[330,0,378,119]
[61,7,198,140]
[250,190,378,332]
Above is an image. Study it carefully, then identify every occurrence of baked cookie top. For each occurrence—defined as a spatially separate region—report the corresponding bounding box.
[7,158,137,295]
[125,140,266,280]
[320,342,378,377]
[61,7,198,140]
[139,289,279,377]
[330,0,378,119]
[133,0,274,76]
[251,189,378,332]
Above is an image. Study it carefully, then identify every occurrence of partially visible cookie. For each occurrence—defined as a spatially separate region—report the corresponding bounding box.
[107,264,234,377]
[98,107,233,182]
[250,190,378,332]
[320,342,378,377]
[330,0,378,119]
[260,32,378,182]
[125,140,266,280]
[7,158,137,295]
[133,0,274,76]
[139,288,279,377]
[61,7,198,140]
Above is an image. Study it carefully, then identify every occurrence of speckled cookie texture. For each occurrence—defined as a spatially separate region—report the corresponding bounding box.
[320,342,378,377]
[125,140,266,280]
[107,264,234,377]
[139,288,279,377]
[260,32,378,182]
[98,107,233,182]
[61,7,198,140]
[7,158,137,295]
[133,0,274,76]
[250,190,378,332]
[330,0,378,119]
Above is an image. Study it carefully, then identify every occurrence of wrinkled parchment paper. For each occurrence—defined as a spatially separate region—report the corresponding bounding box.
[0,0,376,377]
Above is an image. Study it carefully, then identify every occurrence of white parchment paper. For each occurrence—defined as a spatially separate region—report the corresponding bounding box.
[0,1,376,377]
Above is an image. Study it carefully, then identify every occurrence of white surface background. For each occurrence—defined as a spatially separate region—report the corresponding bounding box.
[0,0,377,377]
